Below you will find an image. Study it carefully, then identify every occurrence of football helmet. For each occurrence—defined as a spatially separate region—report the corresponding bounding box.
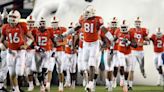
[135,17,141,28]
[51,16,59,29]
[83,5,95,19]
[156,27,163,38]
[26,15,35,28]
[111,17,118,28]
[7,10,21,24]
[120,20,128,33]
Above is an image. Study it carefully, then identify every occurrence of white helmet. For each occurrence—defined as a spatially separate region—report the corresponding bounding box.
[121,20,128,33]
[26,15,35,28]
[7,10,21,24]
[39,17,46,27]
[51,16,59,29]
[83,5,95,19]
[135,17,141,28]
[110,17,118,28]
[156,27,163,38]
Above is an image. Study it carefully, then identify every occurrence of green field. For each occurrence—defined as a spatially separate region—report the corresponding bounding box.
[21,86,164,92]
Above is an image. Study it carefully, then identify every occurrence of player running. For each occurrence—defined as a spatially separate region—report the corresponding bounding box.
[150,27,164,86]
[0,10,34,92]
[62,5,114,92]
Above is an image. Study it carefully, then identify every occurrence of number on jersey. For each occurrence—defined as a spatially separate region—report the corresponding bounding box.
[38,36,47,46]
[157,40,162,48]
[9,32,20,43]
[84,23,94,33]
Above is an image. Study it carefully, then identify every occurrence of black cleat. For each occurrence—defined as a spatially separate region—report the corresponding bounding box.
[128,87,133,91]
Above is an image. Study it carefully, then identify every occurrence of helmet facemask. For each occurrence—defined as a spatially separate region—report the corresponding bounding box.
[39,19,46,32]
[111,21,117,29]
[121,26,128,33]
[135,21,141,28]
[156,28,163,38]
[51,22,58,30]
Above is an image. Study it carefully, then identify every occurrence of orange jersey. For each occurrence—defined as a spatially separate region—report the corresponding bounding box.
[151,34,164,53]
[79,16,103,42]
[2,23,28,50]
[51,27,66,51]
[117,32,131,55]
[65,35,76,54]
[129,28,148,51]
[33,28,52,51]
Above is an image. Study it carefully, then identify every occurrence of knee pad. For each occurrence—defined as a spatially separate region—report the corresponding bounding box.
[120,66,124,75]
[158,66,163,74]
[63,70,67,77]
[114,67,118,72]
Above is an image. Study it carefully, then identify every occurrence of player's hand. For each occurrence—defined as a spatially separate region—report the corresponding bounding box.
[20,44,28,50]
[35,46,45,52]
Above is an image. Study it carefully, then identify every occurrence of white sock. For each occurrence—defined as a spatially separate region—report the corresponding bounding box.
[66,70,71,84]
[113,77,116,81]
[46,82,50,87]
[106,79,109,86]
[29,81,34,87]
[109,81,112,87]
[0,83,4,89]
[59,82,63,87]
[159,74,163,81]
[14,85,20,92]
[128,81,133,87]
[120,75,124,80]
[72,80,75,85]
[124,80,128,86]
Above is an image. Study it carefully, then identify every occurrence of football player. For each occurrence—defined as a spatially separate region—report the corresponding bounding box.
[0,9,8,92]
[150,28,164,86]
[64,23,78,89]
[32,17,55,92]
[107,17,120,89]
[77,16,88,87]
[129,17,149,90]
[62,5,114,92]
[25,15,40,91]
[115,20,137,92]
[50,16,67,92]
[0,10,34,92]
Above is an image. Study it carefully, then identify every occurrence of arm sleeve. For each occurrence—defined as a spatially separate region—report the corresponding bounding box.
[20,22,28,34]
[1,24,7,36]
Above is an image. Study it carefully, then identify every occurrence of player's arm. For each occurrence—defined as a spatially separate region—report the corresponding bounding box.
[22,31,34,49]
[143,29,150,45]
[0,35,7,50]
[0,25,8,50]
[62,23,82,38]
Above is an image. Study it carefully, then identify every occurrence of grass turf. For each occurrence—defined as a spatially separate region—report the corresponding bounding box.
[20,85,164,92]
